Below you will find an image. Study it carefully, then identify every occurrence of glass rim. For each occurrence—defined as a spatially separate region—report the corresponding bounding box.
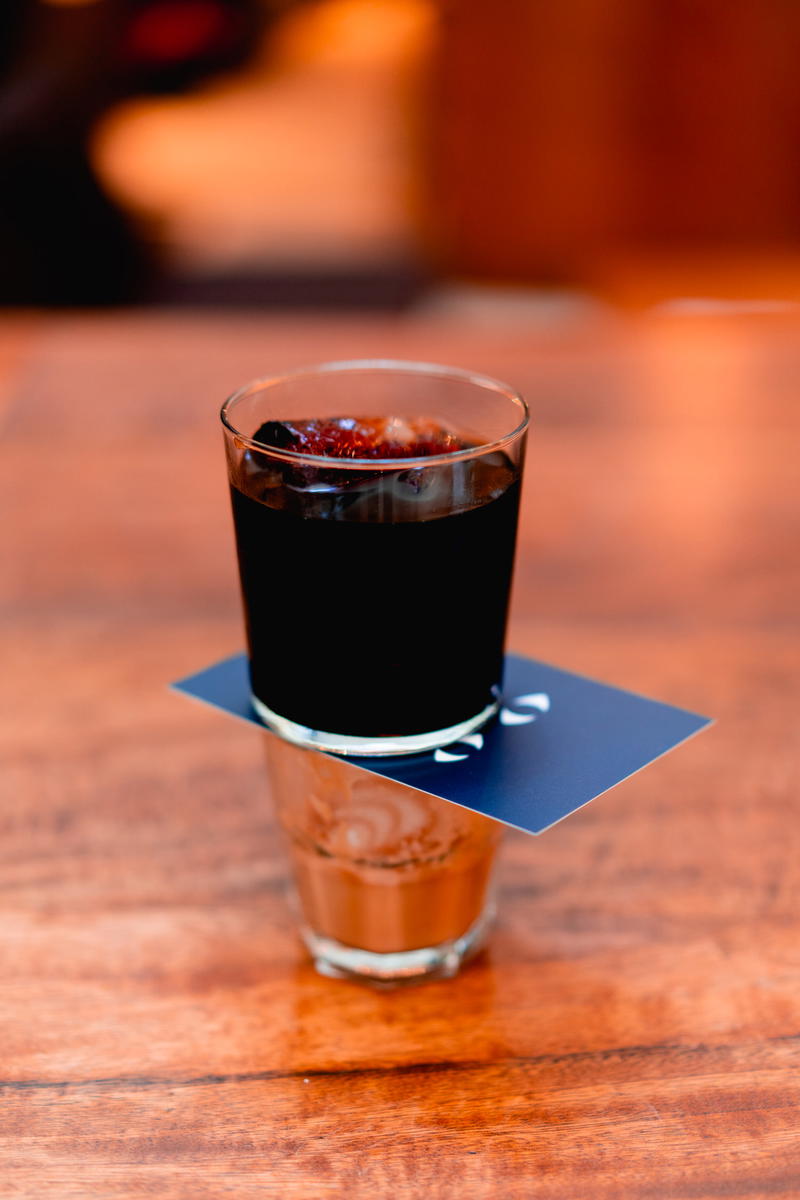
[220,359,529,470]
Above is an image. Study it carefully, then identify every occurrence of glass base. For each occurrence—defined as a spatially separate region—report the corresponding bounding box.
[300,904,494,986]
[251,694,499,757]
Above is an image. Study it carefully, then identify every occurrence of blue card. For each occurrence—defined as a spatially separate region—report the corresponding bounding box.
[171,653,711,836]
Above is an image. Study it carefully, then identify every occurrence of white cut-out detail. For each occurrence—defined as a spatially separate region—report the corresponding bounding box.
[514,692,551,712]
[499,691,551,726]
[500,708,536,726]
[433,731,484,763]
[433,695,550,764]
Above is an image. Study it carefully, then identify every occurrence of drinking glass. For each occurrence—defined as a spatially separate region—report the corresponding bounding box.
[221,360,528,756]
[263,732,503,984]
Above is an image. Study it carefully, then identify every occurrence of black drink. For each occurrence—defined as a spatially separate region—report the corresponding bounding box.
[227,417,522,740]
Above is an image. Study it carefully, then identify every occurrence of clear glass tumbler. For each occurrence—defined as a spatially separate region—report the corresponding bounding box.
[263,732,502,984]
[221,360,528,756]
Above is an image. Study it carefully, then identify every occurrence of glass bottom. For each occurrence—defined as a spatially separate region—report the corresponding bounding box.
[300,903,494,986]
[251,694,499,757]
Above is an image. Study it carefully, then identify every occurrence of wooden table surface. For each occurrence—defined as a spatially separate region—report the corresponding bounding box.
[2,305,798,1198]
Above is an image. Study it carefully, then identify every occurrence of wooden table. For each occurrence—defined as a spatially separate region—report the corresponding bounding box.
[2,305,798,1198]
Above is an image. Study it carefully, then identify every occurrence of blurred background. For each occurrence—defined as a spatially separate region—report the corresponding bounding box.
[4,0,800,309]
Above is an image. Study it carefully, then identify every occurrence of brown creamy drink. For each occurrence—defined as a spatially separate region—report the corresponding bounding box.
[263,735,501,955]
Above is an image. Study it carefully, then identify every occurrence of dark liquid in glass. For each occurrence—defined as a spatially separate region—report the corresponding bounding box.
[228,419,522,739]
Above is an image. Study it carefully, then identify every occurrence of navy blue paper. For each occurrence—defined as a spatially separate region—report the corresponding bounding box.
[172,653,711,836]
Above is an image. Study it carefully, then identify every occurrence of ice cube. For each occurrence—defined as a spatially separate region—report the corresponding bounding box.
[251,416,469,461]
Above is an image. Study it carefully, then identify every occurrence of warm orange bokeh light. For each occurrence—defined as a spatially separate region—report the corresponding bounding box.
[93,0,436,273]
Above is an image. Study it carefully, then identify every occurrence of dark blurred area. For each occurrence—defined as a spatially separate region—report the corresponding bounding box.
[3,0,800,307]
[0,0,268,303]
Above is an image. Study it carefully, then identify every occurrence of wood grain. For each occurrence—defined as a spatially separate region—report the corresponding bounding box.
[1,307,798,1198]
[427,2,800,278]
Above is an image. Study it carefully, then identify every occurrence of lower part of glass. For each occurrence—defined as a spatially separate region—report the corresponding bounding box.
[263,731,501,986]
[300,902,495,986]
[251,693,499,756]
